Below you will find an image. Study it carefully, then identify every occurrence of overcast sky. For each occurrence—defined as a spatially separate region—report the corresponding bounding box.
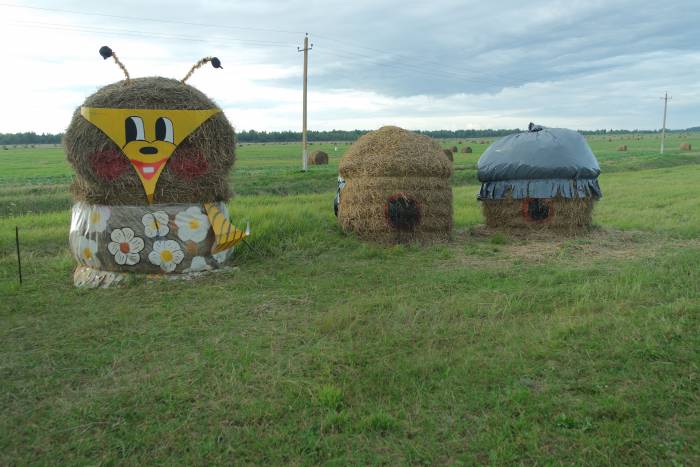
[0,0,698,133]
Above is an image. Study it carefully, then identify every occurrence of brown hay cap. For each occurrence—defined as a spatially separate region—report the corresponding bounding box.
[339,126,452,178]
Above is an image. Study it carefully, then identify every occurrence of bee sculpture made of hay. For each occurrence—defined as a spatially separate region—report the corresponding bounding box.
[64,47,248,287]
[335,126,452,243]
[477,123,602,231]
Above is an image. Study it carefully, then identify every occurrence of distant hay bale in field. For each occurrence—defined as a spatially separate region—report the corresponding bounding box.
[680,143,692,151]
[442,149,454,161]
[617,145,627,151]
[607,137,613,142]
[458,140,462,144]
[461,146,472,153]
[308,150,329,165]
[477,123,601,231]
[451,145,458,152]
[336,126,452,243]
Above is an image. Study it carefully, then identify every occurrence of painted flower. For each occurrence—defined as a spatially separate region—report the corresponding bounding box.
[75,236,100,268]
[87,205,110,233]
[175,206,210,242]
[107,227,144,266]
[184,256,212,273]
[148,240,185,272]
[142,211,170,238]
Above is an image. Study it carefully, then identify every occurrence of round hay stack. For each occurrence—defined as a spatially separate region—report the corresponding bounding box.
[617,145,628,151]
[63,66,241,287]
[461,146,472,153]
[308,150,329,165]
[337,126,452,243]
[442,148,454,161]
[65,77,235,205]
[680,143,692,151]
[451,145,458,153]
[477,124,602,231]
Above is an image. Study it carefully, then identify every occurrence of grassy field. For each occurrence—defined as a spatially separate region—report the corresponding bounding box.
[1,133,699,464]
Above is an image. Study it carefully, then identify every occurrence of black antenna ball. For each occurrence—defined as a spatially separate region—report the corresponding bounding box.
[99,46,113,60]
[211,57,222,69]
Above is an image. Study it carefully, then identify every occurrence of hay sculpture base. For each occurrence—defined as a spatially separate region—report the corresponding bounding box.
[339,177,452,243]
[481,196,595,231]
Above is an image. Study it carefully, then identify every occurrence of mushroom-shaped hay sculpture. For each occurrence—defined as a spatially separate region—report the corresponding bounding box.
[335,126,452,243]
[64,48,247,287]
[477,123,602,230]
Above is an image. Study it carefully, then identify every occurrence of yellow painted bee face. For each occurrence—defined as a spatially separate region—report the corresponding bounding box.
[81,107,220,203]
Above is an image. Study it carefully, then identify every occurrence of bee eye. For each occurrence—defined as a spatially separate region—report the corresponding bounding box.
[125,116,145,143]
[155,117,174,143]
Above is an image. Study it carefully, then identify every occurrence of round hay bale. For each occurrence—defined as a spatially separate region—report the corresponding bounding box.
[680,143,692,151]
[461,146,472,153]
[308,150,329,165]
[451,145,458,153]
[64,62,242,287]
[442,148,454,161]
[617,145,628,151]
[64,77,235,205]
[337,126,452,243]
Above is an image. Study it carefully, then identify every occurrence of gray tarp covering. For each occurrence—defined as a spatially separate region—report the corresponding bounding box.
[477,126,602,200]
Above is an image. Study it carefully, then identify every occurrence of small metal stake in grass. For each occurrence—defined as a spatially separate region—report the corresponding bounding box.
[15,226,22,285]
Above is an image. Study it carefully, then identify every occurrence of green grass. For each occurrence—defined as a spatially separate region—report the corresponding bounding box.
[1,134,699,464]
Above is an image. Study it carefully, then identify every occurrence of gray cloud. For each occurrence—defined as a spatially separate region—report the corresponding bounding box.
[2,0,699,130]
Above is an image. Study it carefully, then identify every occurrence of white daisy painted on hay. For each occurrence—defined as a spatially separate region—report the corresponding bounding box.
[142,211,169,238]
[75,236,100,268]
[87,205,110,233]
[175,207,210,242]
[107,228,144,266]
[184,256,213,273]
[148,240,185,272]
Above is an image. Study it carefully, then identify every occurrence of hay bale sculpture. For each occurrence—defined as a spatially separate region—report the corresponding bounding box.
[64,47,248,287]
[477,123,602,230]
[334,126,452,243]
[308,150,329,165]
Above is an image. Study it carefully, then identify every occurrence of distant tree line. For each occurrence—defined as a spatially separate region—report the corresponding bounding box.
[1,126,697,146]
[0,132,63,144]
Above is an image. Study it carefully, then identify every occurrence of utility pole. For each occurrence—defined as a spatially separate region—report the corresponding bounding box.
[660,92,671,154]
[298,33,313,171]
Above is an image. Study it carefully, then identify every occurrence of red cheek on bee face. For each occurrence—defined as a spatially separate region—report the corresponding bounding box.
[90,149,131,180]
[169,150,209,180]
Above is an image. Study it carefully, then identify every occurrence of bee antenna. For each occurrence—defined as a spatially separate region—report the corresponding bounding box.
[181,56,223,83]
[99,46,131,83]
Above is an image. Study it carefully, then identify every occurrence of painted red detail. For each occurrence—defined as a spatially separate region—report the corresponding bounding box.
[119,242,130,253]
[90,149,130,181]
[130,158,168,180]
[169,151,209,180]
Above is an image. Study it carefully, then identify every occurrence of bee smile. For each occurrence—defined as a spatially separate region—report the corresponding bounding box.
[130,158,167,180]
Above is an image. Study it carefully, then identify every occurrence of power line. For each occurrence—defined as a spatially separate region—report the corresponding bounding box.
[0,2,305,35]
[3,20,293,49]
